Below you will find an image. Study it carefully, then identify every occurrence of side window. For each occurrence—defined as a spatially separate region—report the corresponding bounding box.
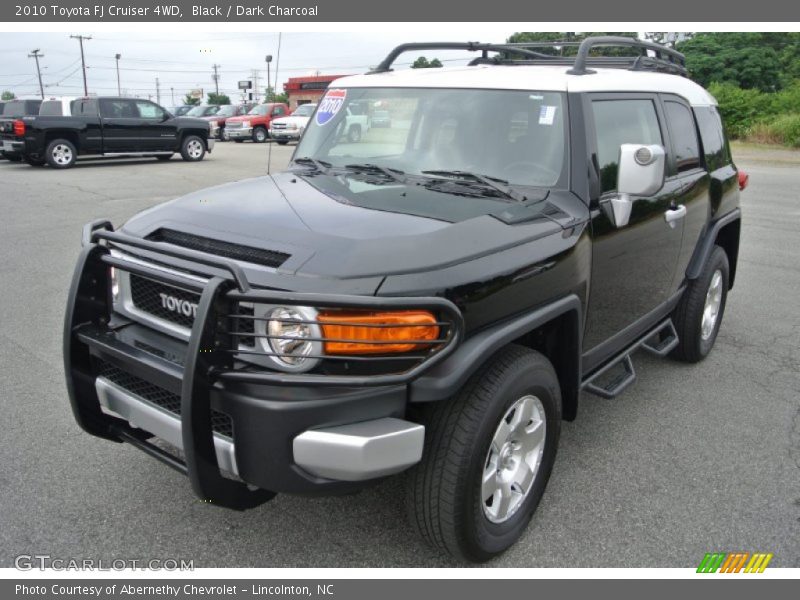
[71,99,96,116]
[664,100,701,173]
[135,101,166,120]
[694,105,728,171]
[592,99,663,194]
[272,106,285,116]
[100,99,139,118]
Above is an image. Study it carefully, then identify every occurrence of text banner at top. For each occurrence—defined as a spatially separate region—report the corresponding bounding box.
[3,0,800,22]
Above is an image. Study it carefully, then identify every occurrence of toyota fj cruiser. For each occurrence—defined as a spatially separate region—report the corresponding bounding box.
[64,38,744,562]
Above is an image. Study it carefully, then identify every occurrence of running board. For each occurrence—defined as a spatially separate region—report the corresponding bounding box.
[582,318,678,399]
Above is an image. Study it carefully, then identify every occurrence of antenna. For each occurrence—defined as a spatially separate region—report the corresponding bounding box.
[267,32,282,176]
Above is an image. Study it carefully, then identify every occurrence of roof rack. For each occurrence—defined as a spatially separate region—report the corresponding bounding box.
[369,37,687,78]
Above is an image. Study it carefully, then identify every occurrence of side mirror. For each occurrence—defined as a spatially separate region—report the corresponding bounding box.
[603,144,666,228]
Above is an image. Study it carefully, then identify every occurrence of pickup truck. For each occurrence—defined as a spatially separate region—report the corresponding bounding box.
[0,96,213,169]
[225,102,290,143]
[0,98,42,161]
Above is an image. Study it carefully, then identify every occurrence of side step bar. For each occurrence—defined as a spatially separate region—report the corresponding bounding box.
[582,319,678,399]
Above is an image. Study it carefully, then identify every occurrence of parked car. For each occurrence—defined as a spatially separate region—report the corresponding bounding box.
[225,102,290,143]
[167,105,194,117]
[0,98,42,161]
[370,109,392,128]
[0,96,213,168]
[63,38,744,562]
[204,104,254,140]
[269,102,316,144]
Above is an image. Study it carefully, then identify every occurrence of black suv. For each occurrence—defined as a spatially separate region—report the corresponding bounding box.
[64,38,744,562]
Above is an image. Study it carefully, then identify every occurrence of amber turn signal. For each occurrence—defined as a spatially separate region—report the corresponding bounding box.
[318,310,440,355]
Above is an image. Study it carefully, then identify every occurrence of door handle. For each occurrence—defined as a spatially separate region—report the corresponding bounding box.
[664,204,686,228]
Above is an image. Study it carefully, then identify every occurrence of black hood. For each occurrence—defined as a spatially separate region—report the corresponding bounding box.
[121,170,584,286]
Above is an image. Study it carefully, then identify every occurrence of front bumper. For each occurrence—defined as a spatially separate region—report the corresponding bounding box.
[64,222,462,508]
[269,129,301,141]
[227,127,253,139]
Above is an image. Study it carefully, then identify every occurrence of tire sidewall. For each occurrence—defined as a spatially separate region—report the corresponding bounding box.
[181,135,205,161]
[45,139,76,169]
[253,127,267,143]
[694,248,729,358]
[461,360,561,560]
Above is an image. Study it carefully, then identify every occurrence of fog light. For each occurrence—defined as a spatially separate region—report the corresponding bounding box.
[261,306,322,372]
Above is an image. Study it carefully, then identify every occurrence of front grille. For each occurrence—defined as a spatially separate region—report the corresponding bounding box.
[146,228,290,269]
[226,121,243,129]
[271,123,287,130]
[96,360,233,438]
[129,274,200,329]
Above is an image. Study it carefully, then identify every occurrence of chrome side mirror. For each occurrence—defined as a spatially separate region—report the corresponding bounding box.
[603,144,666,228]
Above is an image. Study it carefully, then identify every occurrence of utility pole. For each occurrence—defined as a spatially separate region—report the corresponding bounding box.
[265,54,272,101]
[70,34,91,96]
[28,49,45,98]
[171,87,175,105]
[252,69,260,103]
[115,53,121,95]
[155,77,161,104]
[211,63,220,95]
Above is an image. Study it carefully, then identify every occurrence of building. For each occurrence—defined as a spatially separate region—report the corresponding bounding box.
[283,74,348,110]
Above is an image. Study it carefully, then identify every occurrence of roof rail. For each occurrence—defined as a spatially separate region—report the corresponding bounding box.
[370,37,687,78]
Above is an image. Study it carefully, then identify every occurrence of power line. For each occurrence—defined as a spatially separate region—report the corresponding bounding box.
[69,34,92,95]
[27,49,45,98]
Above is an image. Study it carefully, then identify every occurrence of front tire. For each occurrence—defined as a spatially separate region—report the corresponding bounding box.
[671,245,729,363]
[252,127,268,143]
[180,136,206,161]
[45,139,77,169]
[405,345,561,562]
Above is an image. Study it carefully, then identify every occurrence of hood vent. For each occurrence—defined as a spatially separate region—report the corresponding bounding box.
[146,228,290,269]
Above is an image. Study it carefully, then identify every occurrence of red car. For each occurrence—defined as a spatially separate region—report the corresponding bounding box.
[224,103,290,143]
[203,104,254,140]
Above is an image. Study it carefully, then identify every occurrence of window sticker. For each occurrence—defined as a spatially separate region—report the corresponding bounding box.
[316,89,347,126]
[539,105,557,126]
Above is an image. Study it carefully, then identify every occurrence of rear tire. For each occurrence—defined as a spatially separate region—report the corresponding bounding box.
[180,136,206,161]
[45,139,77,169]
[253,127,268,143]
[405,345,561,562]
[670,245,729,363]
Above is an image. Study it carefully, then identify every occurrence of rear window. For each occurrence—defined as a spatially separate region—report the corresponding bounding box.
[664,101,701,173]
[3,100,40,116]
[694,105,730,171]
[39,101,65,116]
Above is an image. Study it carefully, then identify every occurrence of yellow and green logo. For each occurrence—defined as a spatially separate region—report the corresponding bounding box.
[697,552,773,573]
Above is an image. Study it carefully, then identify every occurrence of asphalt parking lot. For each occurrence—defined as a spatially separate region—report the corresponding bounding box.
[0,141,798,568]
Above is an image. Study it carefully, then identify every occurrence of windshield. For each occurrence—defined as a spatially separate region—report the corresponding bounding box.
[248,104,269,116]
[187,105,219,117]
[295,87,567,188]
[216,105,237,117]
[292,104,316,117]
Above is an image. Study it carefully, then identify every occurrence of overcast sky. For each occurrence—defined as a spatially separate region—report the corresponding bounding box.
[0,29,525,103]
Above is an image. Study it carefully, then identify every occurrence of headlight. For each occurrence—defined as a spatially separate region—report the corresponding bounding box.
[257,306,322,372]
[109,266,119,301]
[287,123,297,130]
[242,120,250,128]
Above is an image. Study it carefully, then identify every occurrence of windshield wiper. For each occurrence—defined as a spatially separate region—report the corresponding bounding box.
[421,170,528,202]
[293,157,332,172]
[344,163,406,183]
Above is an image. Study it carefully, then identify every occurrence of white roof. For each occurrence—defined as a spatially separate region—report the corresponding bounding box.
[337,65,717,107]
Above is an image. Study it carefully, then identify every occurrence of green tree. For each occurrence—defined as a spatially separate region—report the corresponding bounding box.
[264,86,288,104]
[206,92,231,105]
[506,32,638,56]
[676,33,794,92]
[1,90,15,100]
[183,93,201,106]
[411,56,443,68]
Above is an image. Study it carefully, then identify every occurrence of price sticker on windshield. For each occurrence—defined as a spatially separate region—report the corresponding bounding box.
[316,89,347,126]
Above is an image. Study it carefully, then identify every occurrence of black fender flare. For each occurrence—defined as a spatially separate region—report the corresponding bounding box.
[409,294,583,411]
[685,208,741,280]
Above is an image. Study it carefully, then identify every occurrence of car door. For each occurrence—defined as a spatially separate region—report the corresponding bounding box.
[132,100,176,151]
[99,98,145,152]
[660,96,712,289]
[582,93,686,363]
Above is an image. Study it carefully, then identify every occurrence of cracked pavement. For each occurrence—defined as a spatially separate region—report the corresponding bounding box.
[0,141,798,567]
